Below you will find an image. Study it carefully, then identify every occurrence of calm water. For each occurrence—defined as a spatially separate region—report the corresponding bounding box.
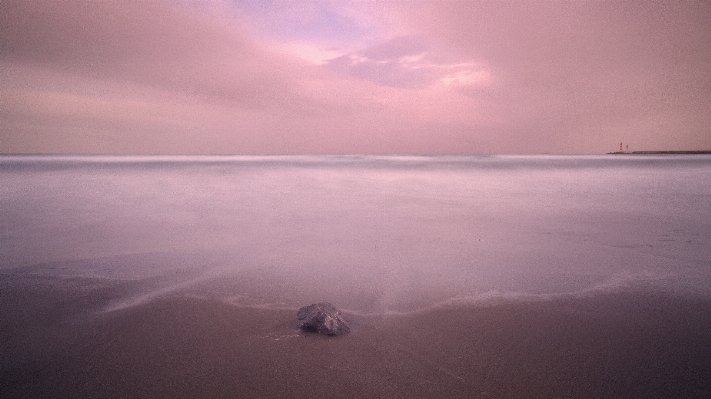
[2,155,710,313]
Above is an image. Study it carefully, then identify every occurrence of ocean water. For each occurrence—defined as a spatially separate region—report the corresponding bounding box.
[2,155,710,313]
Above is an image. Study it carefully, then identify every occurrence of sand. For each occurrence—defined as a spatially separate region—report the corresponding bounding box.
[2,273,711,398]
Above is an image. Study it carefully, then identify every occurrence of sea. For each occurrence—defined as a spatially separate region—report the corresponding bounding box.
[2,154,711,314]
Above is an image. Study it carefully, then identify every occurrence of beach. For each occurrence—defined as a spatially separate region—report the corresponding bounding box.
[2,272,711,399]
[2,155,711,398]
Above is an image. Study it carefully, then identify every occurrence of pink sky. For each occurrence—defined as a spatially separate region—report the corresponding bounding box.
[2,0,710,154]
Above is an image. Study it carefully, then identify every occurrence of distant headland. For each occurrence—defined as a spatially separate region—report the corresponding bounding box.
[607,150,711,155]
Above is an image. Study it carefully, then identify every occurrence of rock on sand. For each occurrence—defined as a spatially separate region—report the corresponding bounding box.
[297,302,350,336]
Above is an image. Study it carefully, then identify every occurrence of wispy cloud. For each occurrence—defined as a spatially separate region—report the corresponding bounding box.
[323,36,492,90]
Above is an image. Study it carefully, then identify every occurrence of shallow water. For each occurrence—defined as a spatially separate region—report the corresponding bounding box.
[2,155,710,313]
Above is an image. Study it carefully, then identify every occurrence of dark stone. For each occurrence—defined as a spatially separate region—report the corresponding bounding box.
[297,302,350,336]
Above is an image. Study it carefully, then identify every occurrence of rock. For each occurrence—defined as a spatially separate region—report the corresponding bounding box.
[297,302,350,336]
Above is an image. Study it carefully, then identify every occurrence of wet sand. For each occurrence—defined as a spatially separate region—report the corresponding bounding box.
[2,273,711,398]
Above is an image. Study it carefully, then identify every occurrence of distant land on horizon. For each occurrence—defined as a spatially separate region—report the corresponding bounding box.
[607,150,711,155]
[3,151,711,156]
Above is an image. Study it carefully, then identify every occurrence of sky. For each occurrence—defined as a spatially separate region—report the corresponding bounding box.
[2,0,710,154]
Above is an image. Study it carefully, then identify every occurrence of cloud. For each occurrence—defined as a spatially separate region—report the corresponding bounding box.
[2,0,710,154]
[1,0,326,107]
[325,37,432,88]
[1,0,333,153]
[391,0,711,152]
[324,36,492,89]
[1,0,493,154]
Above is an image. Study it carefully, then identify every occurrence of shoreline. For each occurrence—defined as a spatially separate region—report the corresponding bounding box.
[3,273,711,398]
